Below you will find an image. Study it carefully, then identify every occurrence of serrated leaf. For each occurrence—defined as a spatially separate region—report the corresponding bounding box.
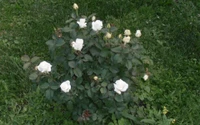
[114,95,123,102]
[23,62,31,70]
[46,40,55,46]
[67,101,73,111]
[45,89,54,100]
[84,54,93,61]
[92,114,97,121]
[62,26,73,32]
[68,61,76,68]
[31,56,40,63]
[73,67,82,77]
[21,55,30,62]
[29,72,38,80]
[100,87,107,94]
[110,27,118,32]
[56,38,65,47]
[50,85,59,90]
[113,54,122,63]
[40,82,49,89]
[65,18,74,24]
[141,119,156,124]
[111,46,122,53]
[125,60,132,70]
[101,82,108,87]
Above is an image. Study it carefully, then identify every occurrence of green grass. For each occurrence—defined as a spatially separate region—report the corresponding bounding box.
[0,0,200,124]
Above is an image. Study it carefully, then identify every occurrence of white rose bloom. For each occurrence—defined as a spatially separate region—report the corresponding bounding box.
[73,3,78,10]
[135,30,142,38]
[114,79,128,94]
[72,38,84,51]
[37,61,52,73]
[122,36,131,44]
[143,74,149,81]
[124,29,131,36]
[77,18,87,28]
[60,80,71,93]
[92,20,103,31]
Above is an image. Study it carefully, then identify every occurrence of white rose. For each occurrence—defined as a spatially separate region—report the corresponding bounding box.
[60,80,71,93]
[105,32,112,39]
[135,30,142,38]
[124,29,131,36]
[92,20,103,31]
[122,36,131,44]
[143,74,149,81]
[114,79,128,94]
[73,3,78,10]
[72,38,84,51]
[77,18,87,28]
[37,61,52,73]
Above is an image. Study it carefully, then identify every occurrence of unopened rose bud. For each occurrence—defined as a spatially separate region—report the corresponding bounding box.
[143,74,149,81]
[124,29,131,36]
[73,3,79,10]
[105,32,112,39]
[107,23,111,28]
[118,34,122,39]
[135,30,142,38]
[92,16,96,21]
[172,119,176,124]
[93,76,98,81]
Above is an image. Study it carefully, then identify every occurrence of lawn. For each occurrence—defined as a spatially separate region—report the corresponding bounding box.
[0,0,200,124]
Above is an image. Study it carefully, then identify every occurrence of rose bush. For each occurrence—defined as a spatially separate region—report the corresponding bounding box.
[22,3,152,124]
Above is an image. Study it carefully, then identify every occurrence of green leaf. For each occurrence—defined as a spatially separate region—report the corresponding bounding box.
[31,56,40,63]
[71,12,76,18]
[45,89,54,100]
[21,55,30,62]
[29,72,38,80]
[100,50,109,57]
[40,83,49,89]
[50,85,59,90]
[125,60,132,70]
[114,95,123,102]
[87,89,92,97]
[144,86,150,93]
[77,85,84,90]
[113,54,122,63]
[62,26,73,32]
[73,67,82,77]
[84,54,93,61]
[92,113,97,121]
[110,27,118,32]
[56,38,65,47]
[65,18,74,24]
[109,67,119,74]
[121,112,138,123]
[101,82,108,87]
[90,47,99,56]
[100,87,107,94]
[111,46,122,53]
[67,54,76,60]
[46,40,55,46]
[67,101,73,111]
[23,62,31,70]
[68,61,76,68]
[141,119,156,124]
